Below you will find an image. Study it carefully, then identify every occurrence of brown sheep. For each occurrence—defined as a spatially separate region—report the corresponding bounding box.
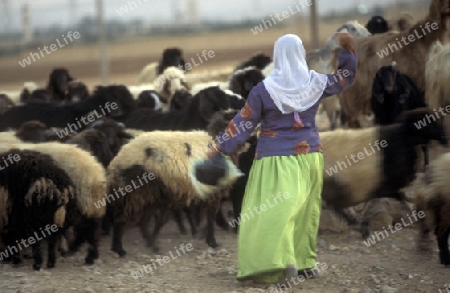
[388,13,416,32]
[336,0,450,128]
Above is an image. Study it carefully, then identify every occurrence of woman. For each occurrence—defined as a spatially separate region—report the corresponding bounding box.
[207,33,358,286]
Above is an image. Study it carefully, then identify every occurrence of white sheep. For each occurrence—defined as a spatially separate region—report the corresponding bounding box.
[130,66,190,112]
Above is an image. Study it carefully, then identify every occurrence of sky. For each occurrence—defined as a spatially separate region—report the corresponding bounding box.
[3,0,409,32]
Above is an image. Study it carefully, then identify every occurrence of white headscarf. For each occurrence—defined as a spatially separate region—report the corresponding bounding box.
[263,34,328,114]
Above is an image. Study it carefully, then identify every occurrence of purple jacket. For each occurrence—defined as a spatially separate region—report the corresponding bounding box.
[215,50,358,159]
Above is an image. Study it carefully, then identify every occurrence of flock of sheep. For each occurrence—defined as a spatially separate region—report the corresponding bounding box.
[0,0,449,277]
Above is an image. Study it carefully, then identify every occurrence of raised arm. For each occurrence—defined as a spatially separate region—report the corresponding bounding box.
[211,89,262,156]
[320,32,358,99]
[321,50,358,99]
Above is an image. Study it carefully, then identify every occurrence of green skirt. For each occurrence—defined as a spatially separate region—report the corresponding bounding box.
[236,152,324,283]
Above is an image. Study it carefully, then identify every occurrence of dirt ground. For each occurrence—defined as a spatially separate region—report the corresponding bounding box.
[0,200,449,293]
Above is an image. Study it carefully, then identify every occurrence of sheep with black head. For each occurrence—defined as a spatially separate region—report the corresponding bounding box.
[107,110,245,256]
[47,68,74,103]
[0,149,75,270]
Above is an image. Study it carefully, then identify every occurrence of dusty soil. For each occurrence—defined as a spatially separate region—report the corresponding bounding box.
[0,199,449,293]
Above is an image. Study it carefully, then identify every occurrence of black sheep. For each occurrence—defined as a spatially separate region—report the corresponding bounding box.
[371,63,425,125]
[47,68,74,102]
[87,118,133,157]
[234,53,272,72]
[365,16,389,34]
[84,118,134,236]
[229,67,265,100]
[371,62,429,166]
[65,129,114,168]
[0,84,137,132]
[15,121,48,143]
[0,149,76,270]
[65,80,89,103]
[136,90,163,111]
[20,88,52,104]
[157,48,186,75]
[227,135,258,233]
[170,90,192,110]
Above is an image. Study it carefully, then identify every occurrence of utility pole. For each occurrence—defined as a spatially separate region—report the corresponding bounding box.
[309,0,319,49]
[69,0,77,28]
[96,0,109,85]
[1,0,12,34]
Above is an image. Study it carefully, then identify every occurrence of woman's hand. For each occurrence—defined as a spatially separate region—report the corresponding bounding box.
[206,144,221,159]
[338,32,356,54]
[330,32,356,55]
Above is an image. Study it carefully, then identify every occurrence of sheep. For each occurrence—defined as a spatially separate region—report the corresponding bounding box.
[0,134,107,265]
[136,90,162,111]
[131,66,190,111]
[191,66,264,101]
[65,80,89,103]
[137,48,187,85]
[425,41,450,111]
[137,62,159,85]
[47,68,74,103]
[320,108,447,237]
[0,149,75,270]
[0,82,39,106]
[388,13,416,32]
[170,90,192,110]
[0,84,137,132]
[87,118,134,157]
[415,153,450,267]
[107,120,244,256]
[190,81,229,96]
[227,135,258,233]
[228,67,265,100]
[337,0,450,128]
[371,61,425,125]
[20,89,52,104]
[365,16,389,34]
[45,128,78,142]
[65,129,114,168]
[0,94,14,113]
[184,67,235,86]
[371,61,429,167]
[118,86,239,132]
[233,52,272,72]
[15,121,48,143]
[312,21,371,130]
